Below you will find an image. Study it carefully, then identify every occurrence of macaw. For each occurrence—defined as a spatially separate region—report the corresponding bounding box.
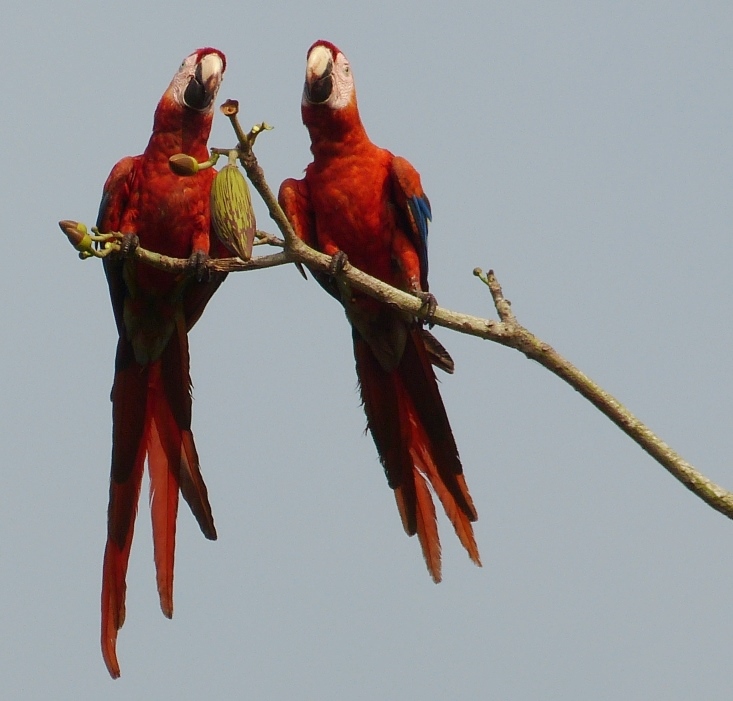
[279,40,481,583]
[95,48,229,678]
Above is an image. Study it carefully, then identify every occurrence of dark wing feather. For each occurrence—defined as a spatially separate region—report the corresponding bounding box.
[97,156,138,336]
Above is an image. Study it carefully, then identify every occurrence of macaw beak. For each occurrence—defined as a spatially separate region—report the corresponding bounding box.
[184,53,224,111]
[304,45,334,104]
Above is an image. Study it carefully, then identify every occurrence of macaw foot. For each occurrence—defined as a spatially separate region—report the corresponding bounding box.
[119,233,139,258]
[329,250,349,276]
[187,250,211,282]
[328,251,354,304]
[414,290,438,325]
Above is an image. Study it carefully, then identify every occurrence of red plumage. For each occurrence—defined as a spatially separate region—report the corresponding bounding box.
[96,48,229,678]
[279,41,480,582]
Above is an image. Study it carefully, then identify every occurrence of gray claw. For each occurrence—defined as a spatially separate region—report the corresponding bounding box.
[119,233,139,258]
[187,250,211,282]
[329,250,349,276]
[416,290,438,325]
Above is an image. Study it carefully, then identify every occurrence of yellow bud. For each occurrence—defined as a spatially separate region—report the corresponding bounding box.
[59,220,93,254]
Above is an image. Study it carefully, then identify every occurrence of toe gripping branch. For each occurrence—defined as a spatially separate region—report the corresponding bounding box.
[414,289,438,324]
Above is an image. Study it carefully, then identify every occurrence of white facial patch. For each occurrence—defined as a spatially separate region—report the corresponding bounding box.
[327,53,354,110]
[181,53,197,72]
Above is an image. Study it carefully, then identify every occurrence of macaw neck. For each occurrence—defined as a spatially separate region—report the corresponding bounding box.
[145,98,213,161]
[303,102,371,161]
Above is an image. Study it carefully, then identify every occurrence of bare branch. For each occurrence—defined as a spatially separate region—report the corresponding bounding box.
[57,108,733,523]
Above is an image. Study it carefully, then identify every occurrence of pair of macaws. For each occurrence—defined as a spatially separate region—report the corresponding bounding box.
[95,41,480,678]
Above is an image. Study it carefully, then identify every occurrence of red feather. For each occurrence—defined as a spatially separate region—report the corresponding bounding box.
[307,39,342,59]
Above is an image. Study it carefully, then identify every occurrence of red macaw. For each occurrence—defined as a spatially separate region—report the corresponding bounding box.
[95,48,229,678]
[279,40,481,583]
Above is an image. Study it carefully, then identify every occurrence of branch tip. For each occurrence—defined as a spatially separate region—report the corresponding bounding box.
[220,99,239,117]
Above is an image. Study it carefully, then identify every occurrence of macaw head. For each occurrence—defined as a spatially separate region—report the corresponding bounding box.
[302,40,355,111]
[166,48,226,113]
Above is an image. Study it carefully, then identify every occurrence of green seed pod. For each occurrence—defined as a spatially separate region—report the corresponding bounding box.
[211,157,256,261]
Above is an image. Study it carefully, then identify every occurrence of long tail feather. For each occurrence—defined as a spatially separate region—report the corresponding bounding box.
[147,361,181,619]
[101,452,145,679]
[413,471,442,582]
[401,330,478,520]
[162,315,217,539]
[101,350,149,678]
[101,317,215,676]
[355,327,480,580]
[410,419,481,567]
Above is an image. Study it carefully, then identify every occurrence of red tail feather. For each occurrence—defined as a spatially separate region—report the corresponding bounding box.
[413,472,441,582]
[409,417,481,569]
[101,489,141,679]
[356,330,480,579]
[147,361,181,619]
[101,321,215,674]
[101,358,149,678]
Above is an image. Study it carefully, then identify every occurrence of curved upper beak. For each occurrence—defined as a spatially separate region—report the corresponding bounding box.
[184,53,224,111]
[304,45,334,104]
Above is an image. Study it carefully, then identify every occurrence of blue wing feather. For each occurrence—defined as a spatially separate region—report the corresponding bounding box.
[407,194,431,278]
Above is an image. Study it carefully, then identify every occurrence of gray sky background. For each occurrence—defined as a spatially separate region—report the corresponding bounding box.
[2,1,733,698]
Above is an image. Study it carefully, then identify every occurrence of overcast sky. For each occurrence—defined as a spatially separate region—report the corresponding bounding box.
[2,1,733,698]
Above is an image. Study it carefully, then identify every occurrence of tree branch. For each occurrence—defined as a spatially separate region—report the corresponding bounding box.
[57,106,733,523]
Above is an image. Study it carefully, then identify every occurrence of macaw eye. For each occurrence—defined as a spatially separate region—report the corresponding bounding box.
[343,64,350,75]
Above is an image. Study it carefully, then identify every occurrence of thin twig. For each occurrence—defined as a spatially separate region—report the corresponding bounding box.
[254,229,285,248]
